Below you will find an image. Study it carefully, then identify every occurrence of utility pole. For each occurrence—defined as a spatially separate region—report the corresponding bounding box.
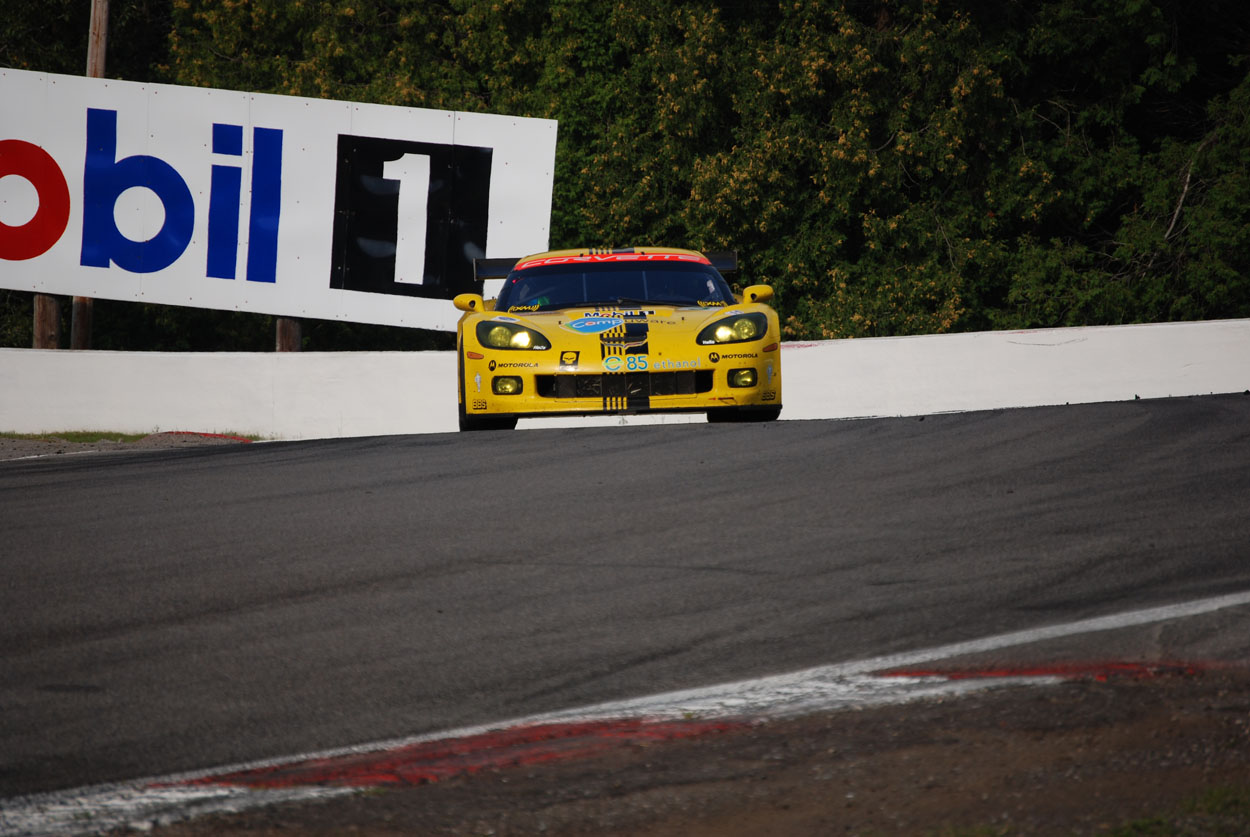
[69,0,109,350]
[276,317,302,352]
[32,296,60,349]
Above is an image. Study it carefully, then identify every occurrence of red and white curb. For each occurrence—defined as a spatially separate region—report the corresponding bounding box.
[4,590,1248,836]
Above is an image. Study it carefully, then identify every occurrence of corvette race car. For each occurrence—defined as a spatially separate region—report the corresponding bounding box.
[452,247,782,431]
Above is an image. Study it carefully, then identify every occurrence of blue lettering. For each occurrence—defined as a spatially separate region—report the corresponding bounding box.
[206,123,243,279]
[80,108,194,273]
[246,127,283,284]
[79,110,282,282]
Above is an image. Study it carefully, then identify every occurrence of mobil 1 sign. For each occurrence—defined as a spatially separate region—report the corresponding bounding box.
[0,69,557,331]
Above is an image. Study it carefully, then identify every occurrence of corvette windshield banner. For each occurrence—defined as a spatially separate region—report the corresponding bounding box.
[0,69,557,330]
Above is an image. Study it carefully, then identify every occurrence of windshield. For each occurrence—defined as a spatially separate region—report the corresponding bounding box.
[495,261,735,313]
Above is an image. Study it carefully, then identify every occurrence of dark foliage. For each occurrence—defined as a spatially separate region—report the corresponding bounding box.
[3,0,1247,348]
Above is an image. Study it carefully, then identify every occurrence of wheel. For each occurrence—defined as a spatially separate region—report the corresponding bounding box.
[706,406,781,423]
[457,347,518,431]
[457,396,517,431]
[458,409,518,431]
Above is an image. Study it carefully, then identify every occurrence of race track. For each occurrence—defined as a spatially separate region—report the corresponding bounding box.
[2,395,1249,798]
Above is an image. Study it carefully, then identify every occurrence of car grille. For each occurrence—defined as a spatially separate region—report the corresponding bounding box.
[536,371,713,399]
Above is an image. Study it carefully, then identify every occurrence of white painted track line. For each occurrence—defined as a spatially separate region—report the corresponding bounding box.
[4,590,1249,837]
[529,589,1250,722]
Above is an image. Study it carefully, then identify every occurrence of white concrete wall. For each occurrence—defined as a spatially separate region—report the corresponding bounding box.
[0,350,457,438]
[1,318,1246,439]
[781,318,1250,421]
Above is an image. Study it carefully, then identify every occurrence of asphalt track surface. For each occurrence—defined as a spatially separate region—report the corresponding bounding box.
[2,395,1249,799]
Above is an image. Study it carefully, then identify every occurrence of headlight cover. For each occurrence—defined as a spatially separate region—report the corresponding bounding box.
[697,313,768,345]
[477,320,550,350]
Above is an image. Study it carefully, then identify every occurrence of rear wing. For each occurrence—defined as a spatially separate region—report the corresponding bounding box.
[706,251,737,274]
[474,250,738,281]
[473,258,519,281]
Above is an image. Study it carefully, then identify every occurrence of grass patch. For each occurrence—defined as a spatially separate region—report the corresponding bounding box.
[1189,785,1250,816]
[928,786,1250,836]
[1,431,149,444]
[1105,786,1250,837]
[1,430,264,443]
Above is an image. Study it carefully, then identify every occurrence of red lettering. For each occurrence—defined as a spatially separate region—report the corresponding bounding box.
[516,252,709,270]
[0,140,71,261]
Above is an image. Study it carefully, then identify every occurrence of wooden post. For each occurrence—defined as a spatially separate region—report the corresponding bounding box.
[69,0,109,350]
[86,0,108,78]
[276,317,302,352]
[33,295,61,349]
[71,297,94,350]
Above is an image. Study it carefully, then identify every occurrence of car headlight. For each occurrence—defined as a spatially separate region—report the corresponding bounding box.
[697,313,767,345]
[477,321,550,350]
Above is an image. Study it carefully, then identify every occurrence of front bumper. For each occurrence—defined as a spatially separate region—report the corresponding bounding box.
[460,350,782,417]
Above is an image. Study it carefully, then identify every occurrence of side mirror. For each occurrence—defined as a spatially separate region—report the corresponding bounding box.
[453,293,484,313]
[742,284,774,304]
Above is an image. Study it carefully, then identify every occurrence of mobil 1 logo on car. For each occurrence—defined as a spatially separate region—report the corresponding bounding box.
[0,69,556,332]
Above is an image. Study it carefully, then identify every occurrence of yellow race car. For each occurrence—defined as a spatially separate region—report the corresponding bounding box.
[452,247,782,431]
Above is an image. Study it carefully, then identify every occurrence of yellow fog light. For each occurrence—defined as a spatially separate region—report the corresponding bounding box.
[493,376,523,395]
[728,368,758,388]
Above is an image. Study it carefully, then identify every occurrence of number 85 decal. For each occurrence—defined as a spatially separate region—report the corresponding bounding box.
[603,355,648,372]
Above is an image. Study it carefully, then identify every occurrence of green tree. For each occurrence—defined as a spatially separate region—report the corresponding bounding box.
[5,0,1248,348]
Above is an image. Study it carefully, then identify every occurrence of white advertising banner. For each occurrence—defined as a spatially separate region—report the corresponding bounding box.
[0,69,558,330]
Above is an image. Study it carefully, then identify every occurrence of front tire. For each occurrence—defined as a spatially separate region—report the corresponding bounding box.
[457,348,517,431]
[458,399,518,431]
[706,406,781,423]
